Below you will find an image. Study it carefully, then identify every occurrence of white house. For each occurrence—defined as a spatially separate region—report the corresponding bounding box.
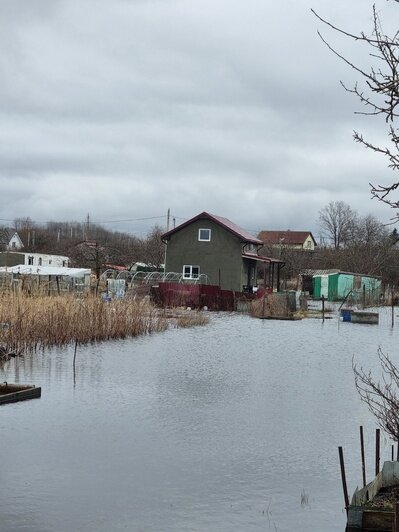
[6,232,24,251]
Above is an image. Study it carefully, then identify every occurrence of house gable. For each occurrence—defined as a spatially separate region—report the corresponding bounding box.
[162,212,262,246]
[6,232,24,251]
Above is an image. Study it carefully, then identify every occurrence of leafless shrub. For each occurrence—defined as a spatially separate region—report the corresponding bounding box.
[353,347,399,440]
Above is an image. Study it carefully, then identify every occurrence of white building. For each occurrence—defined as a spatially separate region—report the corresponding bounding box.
[0,252,70,268]
[6,232,24,251]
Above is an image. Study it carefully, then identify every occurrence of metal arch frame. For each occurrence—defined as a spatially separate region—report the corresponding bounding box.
[105,270,211,287]
[100,269,119,281]
[116,270,135,282]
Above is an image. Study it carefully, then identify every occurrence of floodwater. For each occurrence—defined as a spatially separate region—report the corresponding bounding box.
[1,308,399,532]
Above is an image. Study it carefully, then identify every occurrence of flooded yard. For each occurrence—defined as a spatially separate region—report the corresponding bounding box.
[1,308,399,531]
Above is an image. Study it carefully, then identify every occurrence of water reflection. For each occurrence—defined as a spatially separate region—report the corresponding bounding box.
[1,311,398,531]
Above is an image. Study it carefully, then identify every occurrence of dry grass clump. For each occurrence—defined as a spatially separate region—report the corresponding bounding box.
[172,311,210,328]
[0,293,169,353]
[251,293,293,318]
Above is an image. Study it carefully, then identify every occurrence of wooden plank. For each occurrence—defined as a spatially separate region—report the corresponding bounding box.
[0,386,41,405]
[362,508,393,530]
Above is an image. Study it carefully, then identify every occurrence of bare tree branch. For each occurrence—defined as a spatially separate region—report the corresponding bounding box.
[312,4,399,212]
[353,348,399,440]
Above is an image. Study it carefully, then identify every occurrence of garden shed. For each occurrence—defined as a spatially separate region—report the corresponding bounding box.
[313,271,382,303]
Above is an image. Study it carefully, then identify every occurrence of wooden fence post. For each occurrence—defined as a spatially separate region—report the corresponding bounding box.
[339,446,350,512]
[360,426,366,488]
[375,428,380,476]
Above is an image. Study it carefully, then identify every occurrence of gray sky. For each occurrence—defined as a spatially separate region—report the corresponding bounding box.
[1,0,398,238]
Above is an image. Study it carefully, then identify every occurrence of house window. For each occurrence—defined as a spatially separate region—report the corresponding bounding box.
[28,256,34,265]
[38,258,42,266]
[183,265,200,279]
[198,228,211,242]
[11,242,16,248]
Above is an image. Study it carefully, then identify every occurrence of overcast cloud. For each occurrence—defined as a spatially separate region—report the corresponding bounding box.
[0,0,397,238]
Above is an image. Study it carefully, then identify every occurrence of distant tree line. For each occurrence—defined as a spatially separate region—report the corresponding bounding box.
[260,200,399,288]
[0,218,165,274]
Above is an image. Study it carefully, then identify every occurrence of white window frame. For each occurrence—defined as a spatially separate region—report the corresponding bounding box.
[198,228,211,242]
[183,265,200,279]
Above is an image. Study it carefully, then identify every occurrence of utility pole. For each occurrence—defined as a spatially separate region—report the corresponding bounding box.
[86,213,90,241]
[164,208,170,274]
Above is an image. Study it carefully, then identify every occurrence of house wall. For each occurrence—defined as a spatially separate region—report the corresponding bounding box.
[335,273,354,301]
[360,276,382,302]
[313,276,321,299]
[303,235,315,251]
[7,234,23,250]
[320,275,329,298]
[0,252,69,268]
[312,275,329,299]
[165,219,247,292]
[0,253,25,267]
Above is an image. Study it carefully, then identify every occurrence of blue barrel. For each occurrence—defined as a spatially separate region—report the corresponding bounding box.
[341,309,352,322]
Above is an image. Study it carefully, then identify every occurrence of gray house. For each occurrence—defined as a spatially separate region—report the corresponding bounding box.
[161,212,283,293]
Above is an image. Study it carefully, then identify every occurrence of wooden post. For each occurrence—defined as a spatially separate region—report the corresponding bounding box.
[73,338,78,386]
[321,295,325,322]
[393,444,395,461]
[73,338,78,369]
[392,290,395,328]
[363,284,366,308]
[397,423,399,461]
[339,446,350,512]
[375,428,380,476]
[360,426,367,488]
[263,264,267,291]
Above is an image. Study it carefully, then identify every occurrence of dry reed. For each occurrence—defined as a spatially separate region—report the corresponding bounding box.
[0,293,174,353]
[172,311,210,328]
[251,293,293,318]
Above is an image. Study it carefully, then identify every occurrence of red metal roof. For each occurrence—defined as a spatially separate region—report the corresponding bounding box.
[257,230,316,246]
[162,212,263,244]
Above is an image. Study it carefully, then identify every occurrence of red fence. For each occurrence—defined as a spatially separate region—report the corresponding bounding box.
[155,282,258,311]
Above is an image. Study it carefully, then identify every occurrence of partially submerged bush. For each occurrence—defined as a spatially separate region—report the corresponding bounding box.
[0,293,172,353]
[173,311,210,328]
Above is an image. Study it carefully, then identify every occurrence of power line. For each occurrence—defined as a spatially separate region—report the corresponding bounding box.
[0,215,167,226]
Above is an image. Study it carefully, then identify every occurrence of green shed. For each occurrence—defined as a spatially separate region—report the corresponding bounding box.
[312,271,381,303]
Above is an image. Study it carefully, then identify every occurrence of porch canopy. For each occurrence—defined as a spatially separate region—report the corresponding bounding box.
[242,252,285,292]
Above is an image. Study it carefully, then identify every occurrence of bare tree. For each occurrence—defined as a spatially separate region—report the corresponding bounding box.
[312,4,399,217]
[140,225,165,269]
[353,348,399,441]
[318,201,356,249]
